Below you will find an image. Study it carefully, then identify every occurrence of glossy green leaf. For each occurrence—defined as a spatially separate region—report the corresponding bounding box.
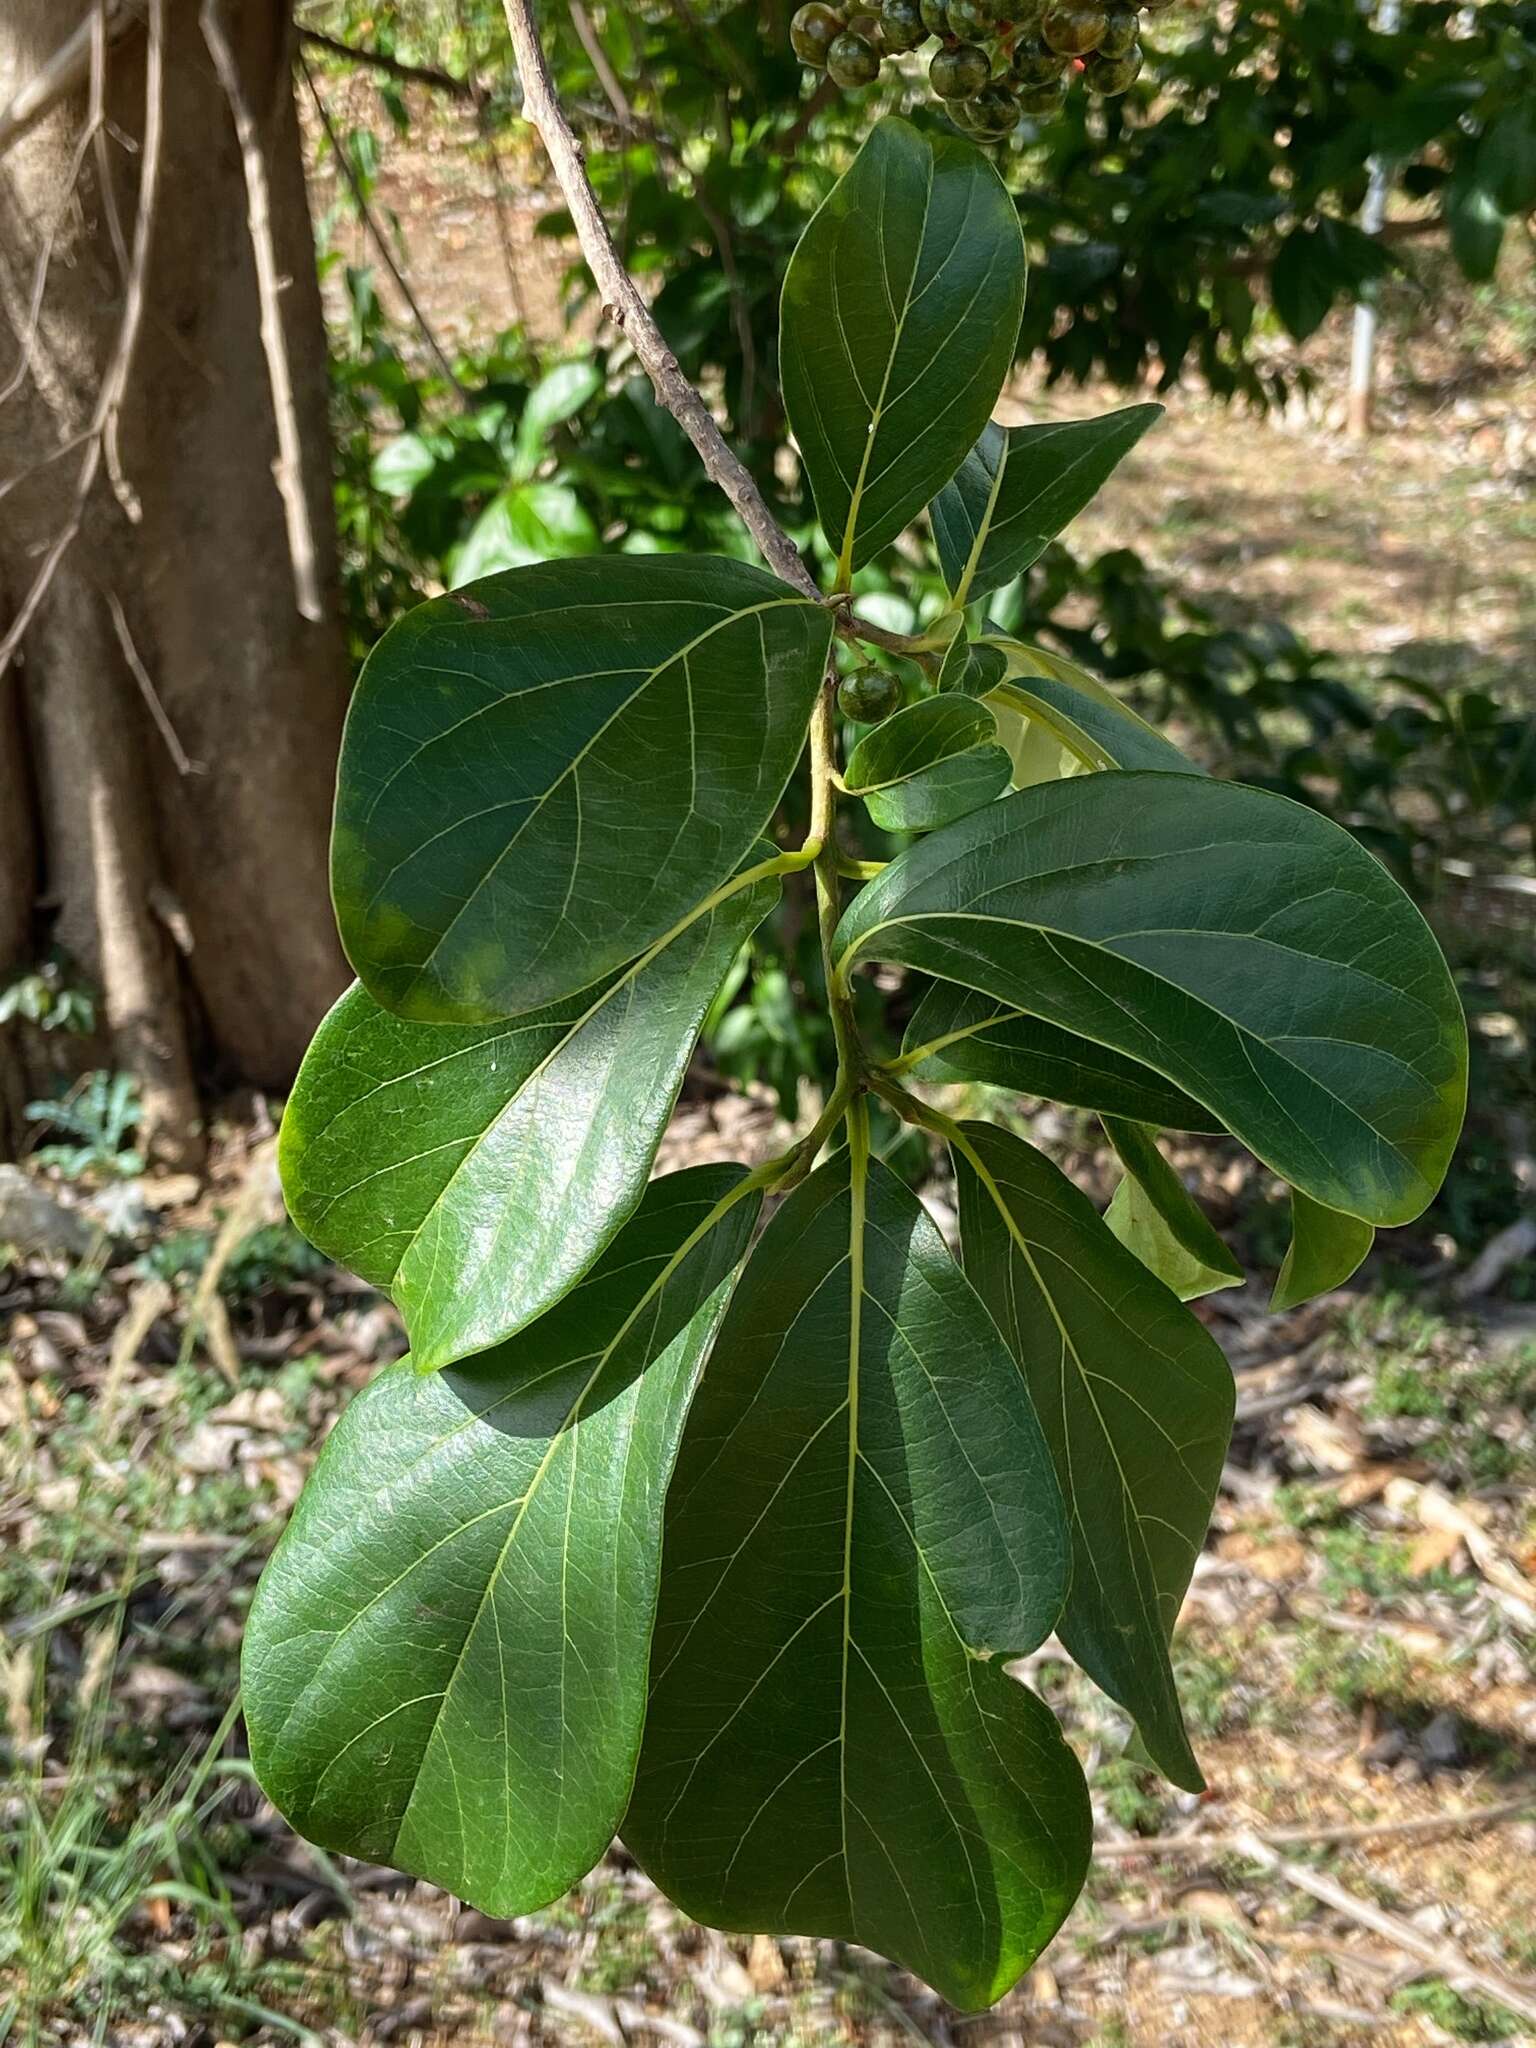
[934,612,970,692]
[901,983,1218,1130]
[864,746,1012,832]
[333,554,830,1024]
[951,1122,1233,1791]
[781,116,1026,579]
[986,644,1202,776]
[450,481,600,585]
[280,858,777,1371]
[625,1133,1089,2012]
[844,695,997,795]
[931,406,1162,606]
[513,358,603,479]
[837,773,1466,1225]
[1102,1117,1244,1302]
[243,1166,757,1918]
[1271,1188,1374,1312]
[988,692,1077,790]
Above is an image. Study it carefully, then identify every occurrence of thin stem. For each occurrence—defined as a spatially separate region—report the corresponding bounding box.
[502,0,817,595]
[809,683,861,1087]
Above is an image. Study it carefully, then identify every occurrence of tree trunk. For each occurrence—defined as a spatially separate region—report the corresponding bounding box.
[0,0,349,1166]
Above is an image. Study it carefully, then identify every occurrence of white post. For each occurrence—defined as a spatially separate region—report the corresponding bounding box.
[1346,0,1401,438]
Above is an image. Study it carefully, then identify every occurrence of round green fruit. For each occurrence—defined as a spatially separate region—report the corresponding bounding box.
[837,669,902,723]
[846,7,883,36]
[930,40,990,95]
[1041,0,1107,53]
[789,1,845,64]
[1009,0,1048,26]
[1016,74,1069,113]
[879,0,928,48]
[1011,36,1067,82]
[1086,41,1141,89]
[946,0,999,35]
[967,79,1020,135]
[1095,2,1138,55]
[919,0,951,33]
[827,28,881,82]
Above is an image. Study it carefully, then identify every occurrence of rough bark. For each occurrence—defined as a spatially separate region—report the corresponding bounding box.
[0,0,349,1163]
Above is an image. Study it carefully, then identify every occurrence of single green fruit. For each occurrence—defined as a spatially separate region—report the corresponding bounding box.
[1041,0,1107,53]
[1008,0,1048,27]
[789,1,846,63]
[1012,36,1067,82]
[919,0,952,32]
[947,0,999,35]
[1096,2,1138,54]
[1085,40,1141,89]
[847,6,884,35]
[879,0,928,48]
[930,40,991,95]
[837,668,903,723]
[1016,74,1069,112]
[967,79,1021,135]
[827,27,881,82]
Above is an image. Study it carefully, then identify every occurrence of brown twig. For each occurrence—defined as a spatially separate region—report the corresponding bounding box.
[105,589,203,777]
[1230,1826,1536,2026]
[0,0,166,675]
[91,0,131,281]
[300,53,468,399]
[1097,1797,1536,1860]
[501,0,818,595]
[0,0,142,160]
[296,26,484,104]
[201,0,325,621]
[568,0,636,127]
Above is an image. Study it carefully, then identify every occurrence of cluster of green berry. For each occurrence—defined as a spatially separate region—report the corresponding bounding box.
[790,0,1166,136]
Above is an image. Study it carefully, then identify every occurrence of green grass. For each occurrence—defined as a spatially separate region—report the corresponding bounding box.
[1391,1979,1528,2042]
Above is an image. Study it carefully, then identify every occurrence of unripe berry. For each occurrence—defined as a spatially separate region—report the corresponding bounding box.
[1096,2,1138,56]
[1016,74,1069,113]
[967,79,1021,135]
[1085,41,1142,89]
[1011,35,1067,82]
[827,28,882,83]
[1041,0,1108,54]
[919,0,952,33]
[880,0,929,48]
[837,668,902,723]
[947,0,999,35]
[930,40,991,96]
[789,2,846,64]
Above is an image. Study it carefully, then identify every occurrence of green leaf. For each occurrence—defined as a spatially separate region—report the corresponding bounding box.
[951,1122,1233,1791]
[931,406,1162,606]
[333,555,831,1024]
[844,696,1012,833]
[934,612,970,691]
[513,358,604,479]
[450,481,600,585]
[837,774,1466,1226]
[989,691,1077,790]
[624,1128,1089,2012]
[901,983,1218,1129]
[1445,163,1506,283]
[865,747,1012,832]
[1270,227,1335,344]
[243,1166,758,1918]
[986,644,1202,776]
[781,116,1026,581]
[1101,1117,1244,1302]
[1271,1188,1374,1313]
[844,695,996,794]
[279,858,777,1371]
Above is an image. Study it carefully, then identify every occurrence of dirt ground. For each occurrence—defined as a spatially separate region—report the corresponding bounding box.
[4,70,1535,2048]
